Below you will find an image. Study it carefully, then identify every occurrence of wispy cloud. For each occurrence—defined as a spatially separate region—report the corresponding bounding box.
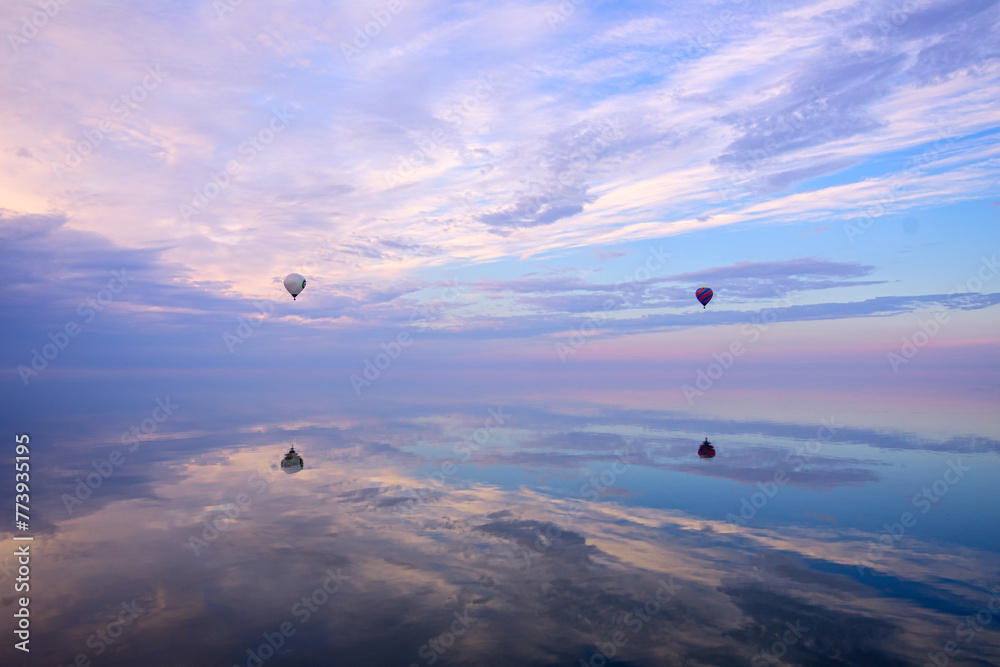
[0,0,997,382]
[1,0,996,291]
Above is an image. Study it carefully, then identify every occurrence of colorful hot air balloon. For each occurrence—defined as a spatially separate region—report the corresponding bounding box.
[696,287,713,309]
[284,273,306,300]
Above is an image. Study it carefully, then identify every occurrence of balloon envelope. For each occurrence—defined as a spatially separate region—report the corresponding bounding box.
[698,444,716,459]
[696,287,713,308]
[284,273,306,299]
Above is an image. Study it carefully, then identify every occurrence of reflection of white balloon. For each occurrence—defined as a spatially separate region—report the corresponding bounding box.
[281,447,304,473]
[283,273,306,300]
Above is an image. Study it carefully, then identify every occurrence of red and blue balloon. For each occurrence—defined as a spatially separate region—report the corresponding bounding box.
[696,287,713,309]
[698,438,716,459]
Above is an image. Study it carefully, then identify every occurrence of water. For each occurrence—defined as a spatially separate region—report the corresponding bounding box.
[5,387,999,667]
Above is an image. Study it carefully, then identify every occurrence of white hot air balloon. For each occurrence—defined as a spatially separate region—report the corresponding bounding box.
[284,273,306,300]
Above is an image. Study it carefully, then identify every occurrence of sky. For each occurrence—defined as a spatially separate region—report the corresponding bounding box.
[1,0,999,409]
[3,3,1000,664]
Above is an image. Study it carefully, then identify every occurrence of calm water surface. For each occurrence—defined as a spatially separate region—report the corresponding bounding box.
[4,388,999,667]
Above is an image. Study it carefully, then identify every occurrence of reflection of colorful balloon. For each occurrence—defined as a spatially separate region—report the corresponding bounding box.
[696,287,713,309]
[698,437,715,459]
[284,273,306,300]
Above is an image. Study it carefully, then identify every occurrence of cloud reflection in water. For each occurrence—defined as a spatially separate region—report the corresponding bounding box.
[13,401,1000,667]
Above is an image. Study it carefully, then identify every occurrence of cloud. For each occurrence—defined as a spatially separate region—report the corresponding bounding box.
[2,211,995,370]
[666,257,874,282]
[760,157,860,192]
[470,258,886,313]
[338,237,445,261]
[712,66,890,170]
[663,258,885,299]
[273,183,354,203]
[722,582,910,665]
[480,201,587,230]
[475,519,600,564]
[0,0,996,297]
[0,209,66,241]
